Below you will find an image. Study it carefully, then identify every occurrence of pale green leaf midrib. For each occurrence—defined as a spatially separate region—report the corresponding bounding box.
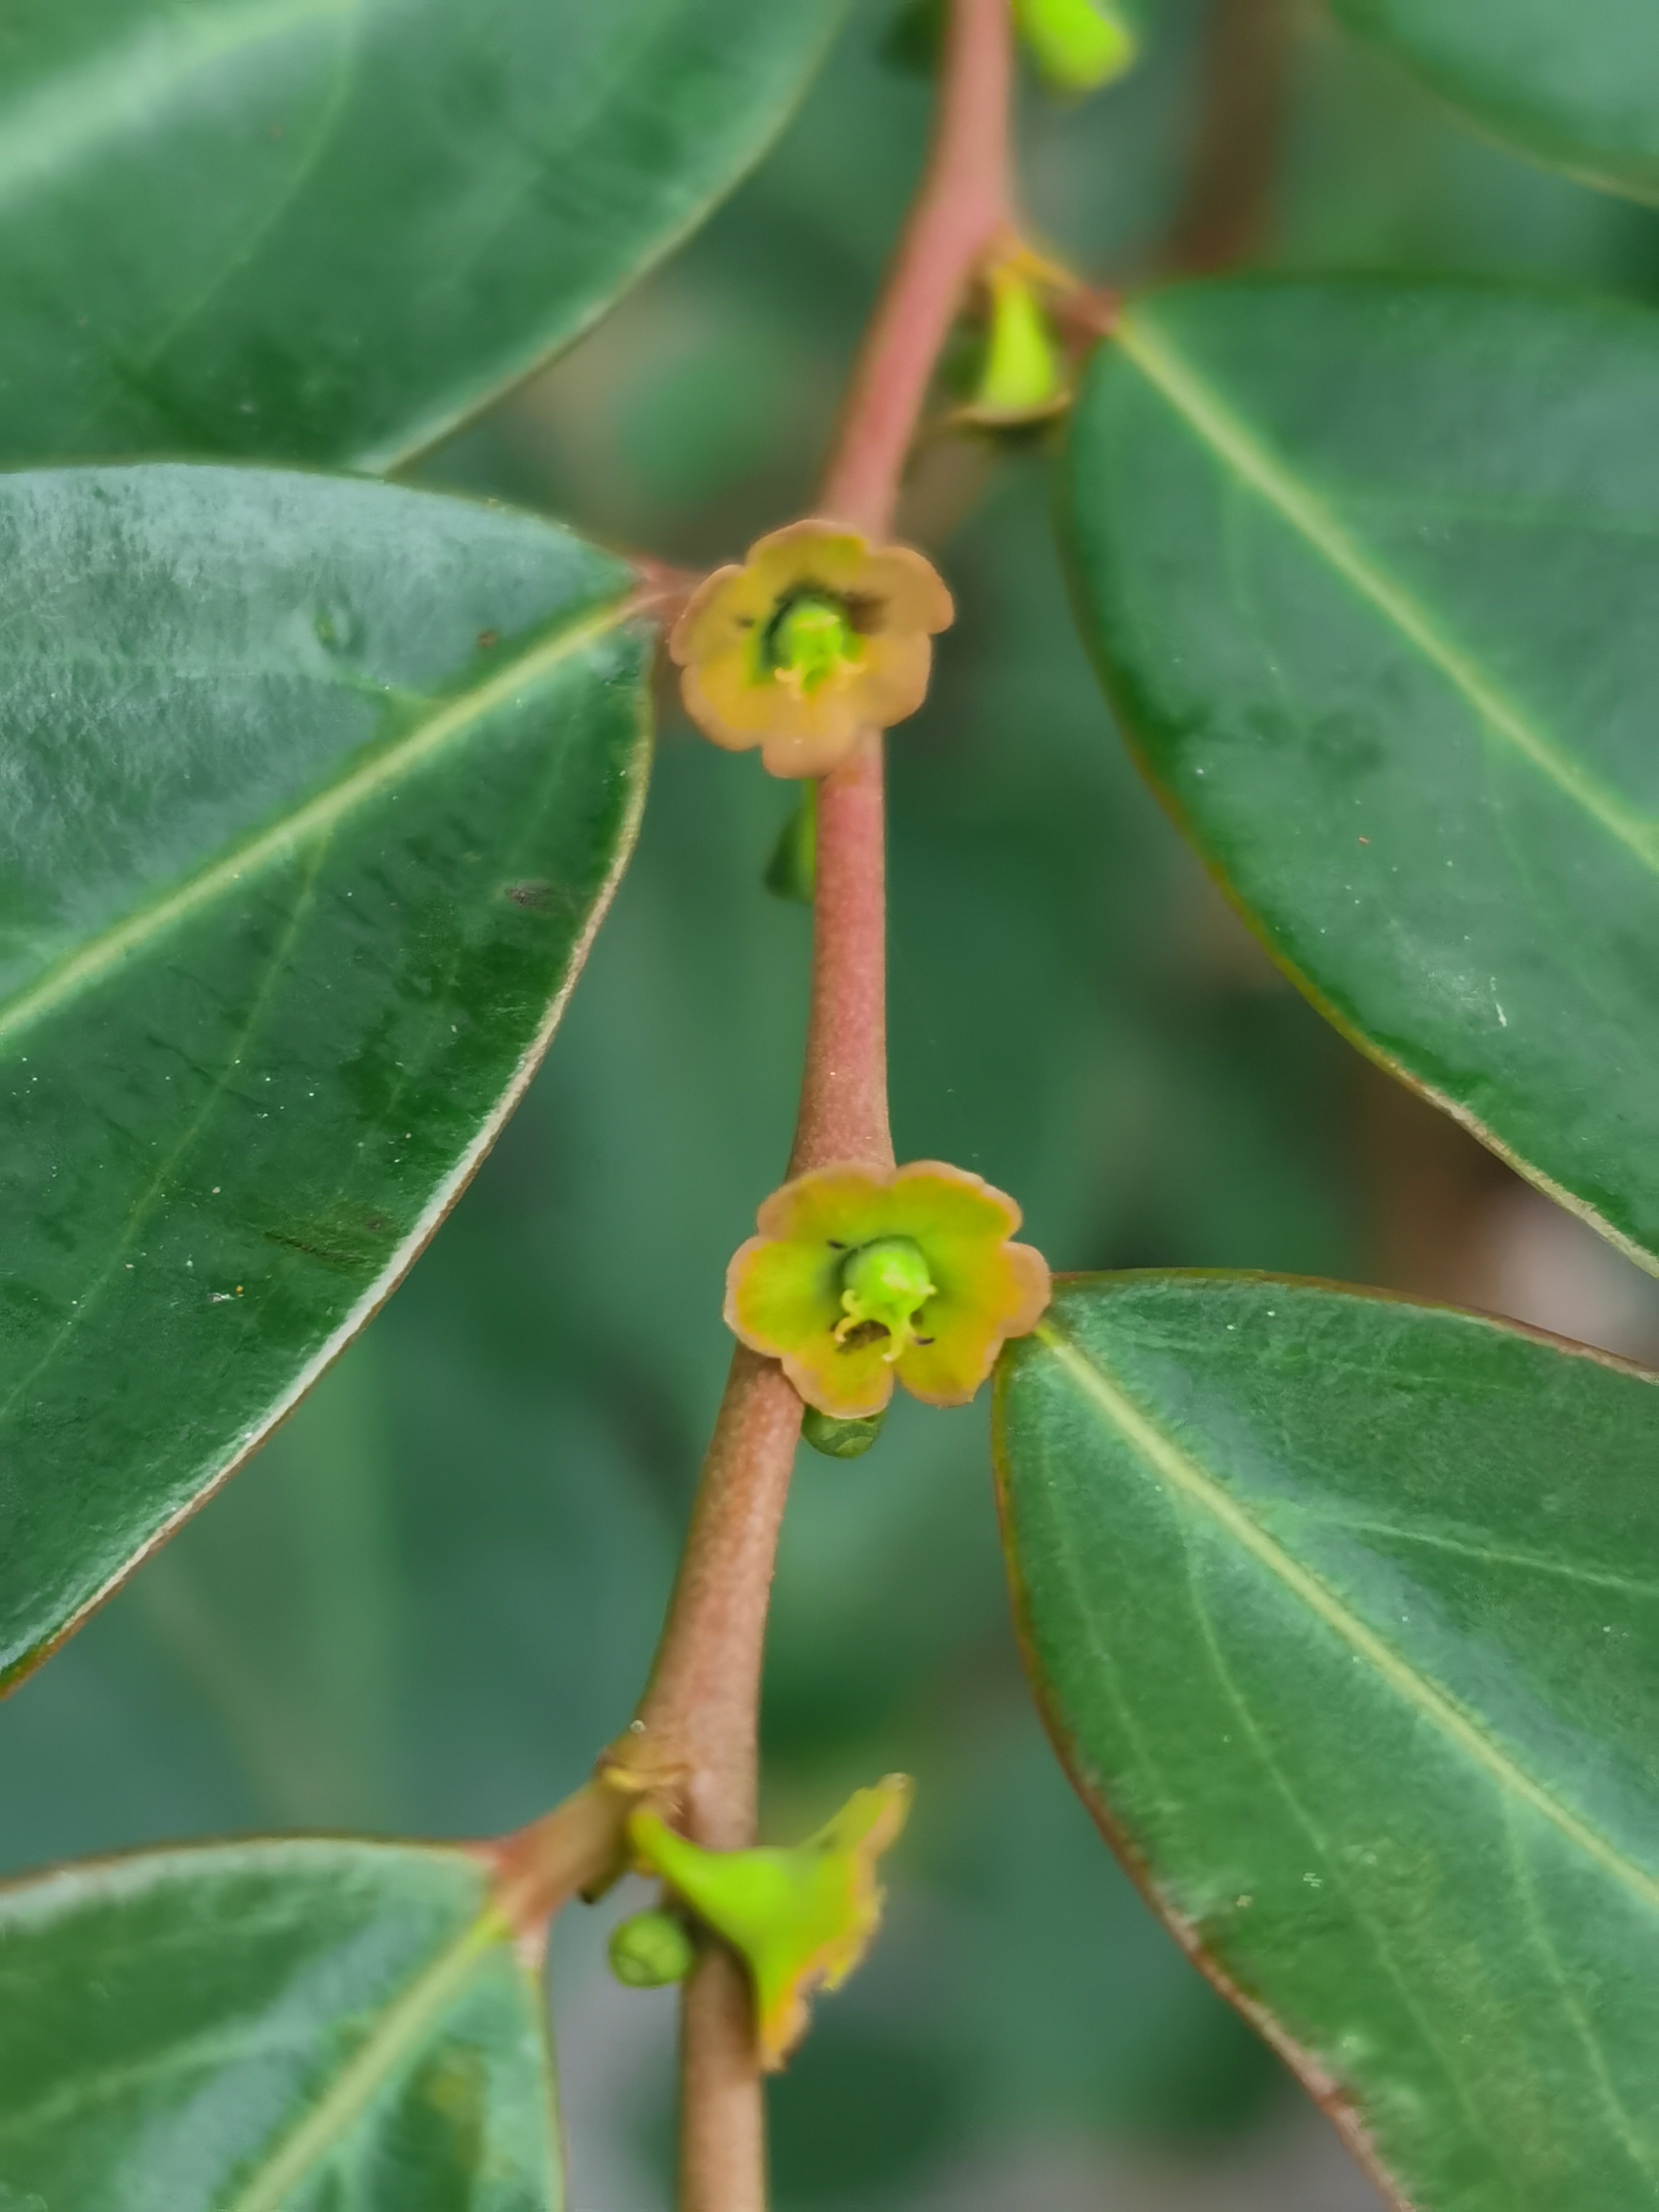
[0,592,635,1061]
[1113,310,1659,872]
[1034,1319,1659,1915]
[0,0,358,213]
[220,1904,509,2212]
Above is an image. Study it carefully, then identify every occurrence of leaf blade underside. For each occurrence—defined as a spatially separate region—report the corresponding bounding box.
[1333,0,1659,203]
[0,0,845,469]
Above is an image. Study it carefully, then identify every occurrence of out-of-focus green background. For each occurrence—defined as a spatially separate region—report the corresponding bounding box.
[5,5,1657,2205]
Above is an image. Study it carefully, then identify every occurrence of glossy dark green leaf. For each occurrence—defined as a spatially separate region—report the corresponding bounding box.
[1063,278,1659,1276]
[1333,0,1659,201]
[0,0,843,471]
[0,1836,560,2208]
[0,463,649,1691]
[997,1272,1659,2211]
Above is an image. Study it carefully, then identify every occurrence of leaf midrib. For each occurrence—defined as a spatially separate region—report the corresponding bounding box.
[1035,1317,1659,1916]
[0,0,360,212]
[220,1904,509,2212]
[1113,308,1659,872]
[0,592,634,1063]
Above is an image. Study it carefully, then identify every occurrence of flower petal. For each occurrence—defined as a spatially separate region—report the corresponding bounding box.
[680,656,769,751]
[746,520,871,597]
[860,545,955,634]
[726,1233,840,1353]
[780,1331,897,1421]
[886,1161,1024,1242]
[757,695,866,780]
[755,1164,893,1247]
[850,632,934,730]
[668,563,759,668]
[897,1239,1050,1407]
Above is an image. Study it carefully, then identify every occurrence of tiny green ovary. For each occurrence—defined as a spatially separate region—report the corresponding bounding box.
[764,592,864,697]
[834,1236,937,1361]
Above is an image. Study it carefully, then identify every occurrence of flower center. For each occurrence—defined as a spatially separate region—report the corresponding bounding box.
[766,592,862,699]
[833,1236,936,1362]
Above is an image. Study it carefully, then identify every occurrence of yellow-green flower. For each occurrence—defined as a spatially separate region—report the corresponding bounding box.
[668,520,953,779]
[725,1161,1051,1419]
[629,1777,911,2070]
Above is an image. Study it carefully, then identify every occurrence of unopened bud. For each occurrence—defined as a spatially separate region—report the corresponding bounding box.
[609,1909,695,1989]
[1015,0,1138,93]
[802,1404,887,1460]
[972,262,1066,423]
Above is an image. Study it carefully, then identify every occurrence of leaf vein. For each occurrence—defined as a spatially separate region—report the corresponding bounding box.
[1114,311,1659,871]
[0,594,634,1064]
[1036,1319,1659,1911]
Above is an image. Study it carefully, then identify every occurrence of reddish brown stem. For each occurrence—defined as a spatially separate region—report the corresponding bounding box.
[618,7,1018,2207]
[630,1348,803,1842]
[794,0,1014,1181]
[818,0,1015,540]
[625,1345,802,2212]
[676,1949,770,2212]
[788,731,893,1175]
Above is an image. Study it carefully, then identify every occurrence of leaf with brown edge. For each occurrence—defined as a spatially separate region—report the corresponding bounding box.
[996,1271,1659,2212]
[0,463,651,1692]
[1062,278,1659,1278]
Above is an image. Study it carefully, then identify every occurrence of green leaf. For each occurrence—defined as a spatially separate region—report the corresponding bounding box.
[996,1272,1659,2212]
[0,463,649,1691]
[1332,0,1659,202]
[0,1836,561,2208]
[1062,278,1659,1276]
[0,0,843,471]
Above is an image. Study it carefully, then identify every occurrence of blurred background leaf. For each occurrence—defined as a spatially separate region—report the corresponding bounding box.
[1331,0,1659,205]
[2,2,1657,2206]
[0,0,843,470]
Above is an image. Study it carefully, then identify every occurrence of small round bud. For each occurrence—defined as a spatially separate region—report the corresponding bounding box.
[609,1909,696,1989]
[802,1404,887,1460]
[1015,0,1138,93]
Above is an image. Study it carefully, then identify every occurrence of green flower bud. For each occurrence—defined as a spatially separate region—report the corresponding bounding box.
[1015,0,1138,93]
[802,1403,887,1460]
[972,263,1065,423]
[609,1908,697,1989]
